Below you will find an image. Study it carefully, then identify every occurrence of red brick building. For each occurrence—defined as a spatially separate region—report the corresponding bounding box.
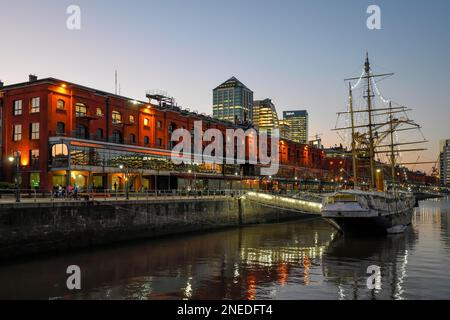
[0,76,326,192]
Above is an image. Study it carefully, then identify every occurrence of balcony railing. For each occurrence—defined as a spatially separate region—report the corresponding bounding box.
[49,130,170,149]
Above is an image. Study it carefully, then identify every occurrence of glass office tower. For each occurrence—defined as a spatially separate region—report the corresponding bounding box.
[213,77,253,123]
[282,110,309,144]
[252,99,279,134]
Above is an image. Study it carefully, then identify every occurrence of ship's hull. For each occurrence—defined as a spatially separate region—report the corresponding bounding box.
[322,191,416,235]
[324,208,413,235]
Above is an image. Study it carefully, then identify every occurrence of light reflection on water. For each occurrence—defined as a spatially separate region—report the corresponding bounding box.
[0,198,449,300]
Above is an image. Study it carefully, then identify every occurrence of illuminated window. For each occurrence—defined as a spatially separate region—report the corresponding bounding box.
[57,99,65,110]
[30,172,40,188]
[129,115,135,124]
[14,100,22,116]
[30,97,40,113]
[96,107,103,117]
[51,143,69,157]
[30,149,40,164]
[75,103,87,117]
[157,121,162,129]
[144,118,149,126]
[112,111,122,124]
[13,124,22,141]
[30,122,40,140]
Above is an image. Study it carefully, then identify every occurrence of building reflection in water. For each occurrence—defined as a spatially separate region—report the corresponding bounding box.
[0,219,335,300]
[0,198,449,300]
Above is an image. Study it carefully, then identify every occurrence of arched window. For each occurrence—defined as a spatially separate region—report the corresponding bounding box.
[56,122,65,135]
[144,136,149,145]
[75,103,87,117]
[112,110,122,124]
[57,99,65,110]
[112,130,122,144]
[51,143,69,157]
[129,133,136,144]
[96,107,104,117]
[75,124,88,139]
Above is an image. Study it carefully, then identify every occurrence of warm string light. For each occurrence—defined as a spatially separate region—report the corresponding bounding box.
[351,69,365,90]
[371,76,391,104]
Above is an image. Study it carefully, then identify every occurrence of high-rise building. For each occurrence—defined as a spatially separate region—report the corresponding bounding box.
[279,119,291,140]
[282,110,308,144]
[213,77,253,123]
[440,139,450,186]
[252,99,279,134]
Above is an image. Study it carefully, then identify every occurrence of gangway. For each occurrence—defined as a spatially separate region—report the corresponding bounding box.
[243,191,323,214]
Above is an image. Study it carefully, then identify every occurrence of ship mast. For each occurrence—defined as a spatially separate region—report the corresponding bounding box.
[348,84,358,189]
[364,53,376,190]
[335,53,430,191]
[388,102,397,193]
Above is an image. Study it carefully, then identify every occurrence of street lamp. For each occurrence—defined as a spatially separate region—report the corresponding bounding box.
[9,154,20,202]
[119,164,129,200]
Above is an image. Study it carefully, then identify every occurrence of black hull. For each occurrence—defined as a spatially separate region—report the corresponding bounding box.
[324,209,414,236]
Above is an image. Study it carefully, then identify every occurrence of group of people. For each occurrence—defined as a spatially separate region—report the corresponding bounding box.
[54,184,80,199]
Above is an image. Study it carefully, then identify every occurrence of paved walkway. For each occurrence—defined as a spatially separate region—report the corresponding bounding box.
[0,194,232,205]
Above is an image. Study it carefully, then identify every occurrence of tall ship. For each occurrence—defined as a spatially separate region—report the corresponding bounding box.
[322,54,427,235]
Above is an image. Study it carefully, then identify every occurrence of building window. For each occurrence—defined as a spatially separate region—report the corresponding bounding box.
[144,118,150,127]
[157,138,162,147]
[144,136,149,145]
[30,149,40,164]
[112,111,122,124]
[75,124,88,139]
[129,133,136,144]
[51,143,69,157]
[129,115,135,124]
[30,172,40,188]
[112,130,122,144]
[13,124,22,141]
[96,128,103,139]
[30,97,40,113]
[57,99,65,110]
[56,122,65,135]
[14,100,22,116]
[96,107,103,117]
[75,103,87,117]
[157,120,162,129]
[30,122,40,140]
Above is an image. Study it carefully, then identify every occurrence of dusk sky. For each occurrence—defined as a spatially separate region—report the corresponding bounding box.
[1,0,449,172]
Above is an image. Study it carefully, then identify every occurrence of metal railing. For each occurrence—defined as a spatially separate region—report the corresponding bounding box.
[0,187,365,204]
[0,188,251,203]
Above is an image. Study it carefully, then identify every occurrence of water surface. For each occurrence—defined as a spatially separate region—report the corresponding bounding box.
[0,198,449,300]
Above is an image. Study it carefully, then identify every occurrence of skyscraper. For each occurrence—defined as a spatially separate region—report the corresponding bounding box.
[252,99,279,134]
[213,77,253,123]
[440,139,450,186]
[282,110,308,144]
[279,119,291,140]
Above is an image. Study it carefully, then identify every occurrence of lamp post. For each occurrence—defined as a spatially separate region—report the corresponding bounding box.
[119,164,129,200]
[8,154,20,203]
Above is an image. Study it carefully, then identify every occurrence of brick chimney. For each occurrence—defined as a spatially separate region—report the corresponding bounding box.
[29,74,38,82]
